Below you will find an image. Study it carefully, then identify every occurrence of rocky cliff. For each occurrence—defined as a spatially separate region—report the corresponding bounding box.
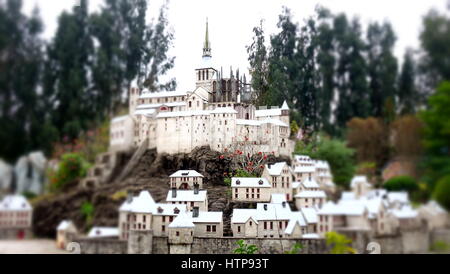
[32,146,290,238]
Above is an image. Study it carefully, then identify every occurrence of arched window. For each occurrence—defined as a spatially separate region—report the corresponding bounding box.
[202,70,205,80]
[198,71,201,81]
[227,80,231,91]
[189,101,192,108]
[213,81,217,92]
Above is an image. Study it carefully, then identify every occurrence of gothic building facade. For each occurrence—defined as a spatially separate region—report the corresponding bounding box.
[110,20,294,157]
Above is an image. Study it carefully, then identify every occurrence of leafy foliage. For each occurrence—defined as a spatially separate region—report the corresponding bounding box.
[419,9,450,94]
[224,169,256,185]
[296,136,355,189]
[285,243,304,254]
[346,117,389,168]
[433,175,450,211]
[81,201,95,227]
[325,231,356,254]
[233,240,258,254]
[384,176,418,192]
[0,0,175,162]
[48,153,90,192]
[419,82,450,190]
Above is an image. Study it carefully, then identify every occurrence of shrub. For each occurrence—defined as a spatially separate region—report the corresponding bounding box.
[430,241,450,253]
[384,176,418,192]
[285,243,303,254]
[81,201,95,228]
[49,153,90,192]
[325,232,356,254]
[233,240,258,254]
[110,190,128,201]
[433,175,450,211]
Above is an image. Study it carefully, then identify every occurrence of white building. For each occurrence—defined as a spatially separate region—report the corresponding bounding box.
[166,189,208,212]
[0,195,32,239]
[231,201,319,239]
[295,190,327,209]
[109,20,293,158]
[262,162,294,201]
[169,170,204,190]
[231,177,272,202]
[56,220,78,249]
[118,190,188,239]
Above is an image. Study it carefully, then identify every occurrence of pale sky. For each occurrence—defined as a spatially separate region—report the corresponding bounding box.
[23,0,449,91]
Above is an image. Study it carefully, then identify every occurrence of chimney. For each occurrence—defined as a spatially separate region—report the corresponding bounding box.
[193,206,199,218]
[194,183,199,195]
[172,188,177,198]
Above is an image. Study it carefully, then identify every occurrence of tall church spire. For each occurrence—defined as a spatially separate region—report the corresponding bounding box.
[203,18,212,58]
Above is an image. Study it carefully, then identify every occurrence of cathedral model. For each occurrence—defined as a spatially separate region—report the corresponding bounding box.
[109,20,294,157]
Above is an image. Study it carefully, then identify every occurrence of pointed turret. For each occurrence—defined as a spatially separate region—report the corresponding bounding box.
[281,100,289,110]
[203,18,212,58]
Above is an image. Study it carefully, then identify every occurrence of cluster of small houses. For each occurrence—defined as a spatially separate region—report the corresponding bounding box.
[0,155,448,251]
[49,155,447,250]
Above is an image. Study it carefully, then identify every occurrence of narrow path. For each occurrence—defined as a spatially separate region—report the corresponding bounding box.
[0,239,69,254]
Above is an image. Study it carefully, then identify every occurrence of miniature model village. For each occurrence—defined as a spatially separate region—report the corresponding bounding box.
[1,21,449,254]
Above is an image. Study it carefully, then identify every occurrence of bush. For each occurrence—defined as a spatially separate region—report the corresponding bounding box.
[224,169,256,186]
[81,201,95,228]
[233,240,258,254]
[325,232,356,254]
[384,176,418,192]
[296,136,355,189]
[49,153,90,192]
[433,175,450,211]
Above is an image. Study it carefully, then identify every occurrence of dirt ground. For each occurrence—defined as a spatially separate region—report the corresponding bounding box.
[0,239,69,254]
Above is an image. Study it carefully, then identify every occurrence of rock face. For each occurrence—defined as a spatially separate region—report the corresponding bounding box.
[32,146,290,238]
[15,151,47,195]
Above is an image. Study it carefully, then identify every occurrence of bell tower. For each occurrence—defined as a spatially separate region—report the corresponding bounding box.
[195,18,216,91]
[203,18,212,58]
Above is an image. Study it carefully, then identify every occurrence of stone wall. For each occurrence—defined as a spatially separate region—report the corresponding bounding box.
[190,237,327,254]
[430,229,450,245]
[76,237,127,254]
[75,235,326,254]
[74,229,435,254]
[337,227,430,254]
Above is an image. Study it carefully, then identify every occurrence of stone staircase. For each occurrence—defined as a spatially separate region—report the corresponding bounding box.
[79,141,144,189]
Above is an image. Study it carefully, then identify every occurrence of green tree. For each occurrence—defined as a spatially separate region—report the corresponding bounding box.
[366,22,399,119]
[398,50,418,114]
[141,3,176,91]
[267,7,298,107]
[247,19,269,105]
[419,82,450,190]
[43,0,95,139]
[419,9,450,93]
[433,175,450,211]
[316,7,336,134]
[333,15,370,133]
[0,0,54,162]
[325,231,356,254]
[384,176,418,192]
[296,136,355,189]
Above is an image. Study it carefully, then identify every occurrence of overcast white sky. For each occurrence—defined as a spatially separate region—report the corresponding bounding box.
[23,0,449,91]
